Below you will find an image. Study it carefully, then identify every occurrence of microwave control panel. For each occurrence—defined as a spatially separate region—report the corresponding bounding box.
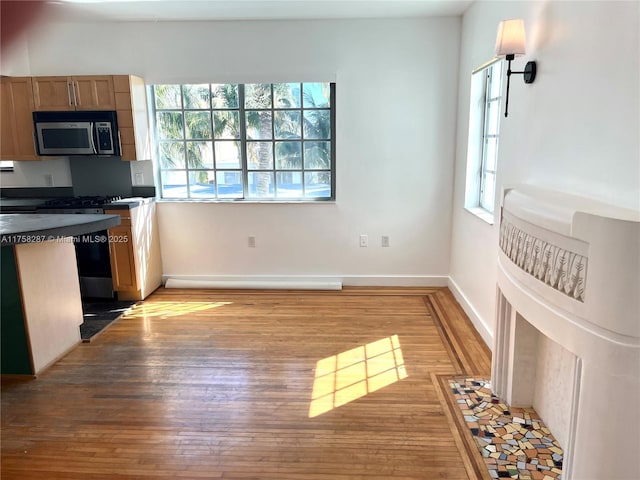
[95,122,115,155]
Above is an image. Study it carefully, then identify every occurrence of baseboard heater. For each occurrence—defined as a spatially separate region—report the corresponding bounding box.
[164,278,343,291]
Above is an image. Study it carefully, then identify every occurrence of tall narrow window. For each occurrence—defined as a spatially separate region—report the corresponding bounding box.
[150,83,335,201]
[464,60,503,221]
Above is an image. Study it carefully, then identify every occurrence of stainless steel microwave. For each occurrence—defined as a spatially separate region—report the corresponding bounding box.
[33,111,120,156]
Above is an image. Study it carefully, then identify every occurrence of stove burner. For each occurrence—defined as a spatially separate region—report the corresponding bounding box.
[41,196,122,209]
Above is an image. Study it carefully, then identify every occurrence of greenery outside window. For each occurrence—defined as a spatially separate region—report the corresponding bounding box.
[464,59,503,222]
[150,83,335,200]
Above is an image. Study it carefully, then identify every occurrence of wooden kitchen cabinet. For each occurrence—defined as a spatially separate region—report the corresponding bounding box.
[107,224,137,292]
[32,75,116,111]
[0,77,40,160]
[113,75,151,161]
[3,74,150,161]
[105,201,162,301]
[73,76,116,110]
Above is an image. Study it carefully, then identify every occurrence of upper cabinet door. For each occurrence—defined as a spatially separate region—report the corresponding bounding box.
[73,76,116,110]
[0,77,40,160]
[32,76,75,111]
[32,75,116,111]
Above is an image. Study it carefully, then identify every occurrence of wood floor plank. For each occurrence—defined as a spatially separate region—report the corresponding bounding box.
[1,287,491,479]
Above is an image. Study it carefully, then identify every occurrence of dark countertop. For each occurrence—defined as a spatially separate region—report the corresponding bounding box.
[0,214,121,245]
[0,198,52,213]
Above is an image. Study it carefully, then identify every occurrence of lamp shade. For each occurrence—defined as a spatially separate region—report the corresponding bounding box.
[495,19,526,57]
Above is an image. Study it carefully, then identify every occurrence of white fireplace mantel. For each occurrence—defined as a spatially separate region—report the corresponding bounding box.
[492,185,640,480]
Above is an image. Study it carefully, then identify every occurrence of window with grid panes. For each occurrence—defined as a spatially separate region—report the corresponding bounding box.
[464,60,503,220]
[150,83,335,200]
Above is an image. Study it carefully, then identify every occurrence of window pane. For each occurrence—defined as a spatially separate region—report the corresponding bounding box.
[154,85,181,109]
[217,171,243,198]
[156,112,183,139]
[248,172,274,198]
[186,141,213,169]
[189,171,216,198]
[485,100,500,136]
[488,63,503,99]
[247,142,273,169]
[481,172,496,212]
[161,170,188,198]
[245,111,272,140]
[304,171,331,198]
[484,137,498,172]
[303,110,331,139]
[213,111,240,139]
[214,141,241,169]
[159,141,185,168]
[182,84,210,109]
[303,83,330,108]
[275,142,302,169]
[245,83,272,109]
[274,111,301,139]
[304,141,331,169]
[184,111,211,139]
[211,84,239,108]
[274,83,301,108]
[276,172,302,197]
[151,82,334,201]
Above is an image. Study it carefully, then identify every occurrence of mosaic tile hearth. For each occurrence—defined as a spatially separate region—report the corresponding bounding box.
[449,378,563,480]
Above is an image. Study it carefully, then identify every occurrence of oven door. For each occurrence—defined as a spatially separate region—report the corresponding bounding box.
[35,121,96,155]
[74,230,114,299]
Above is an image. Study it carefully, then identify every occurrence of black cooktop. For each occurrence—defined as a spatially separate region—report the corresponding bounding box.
[39,196,122,209]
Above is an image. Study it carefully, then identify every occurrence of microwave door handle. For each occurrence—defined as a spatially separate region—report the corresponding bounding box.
[89,122,98,154]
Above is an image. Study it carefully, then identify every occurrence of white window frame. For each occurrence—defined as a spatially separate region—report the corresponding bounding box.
[149,82,335,201]
[464,59,504,224]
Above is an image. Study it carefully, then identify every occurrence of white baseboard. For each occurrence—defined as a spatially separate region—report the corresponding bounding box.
[162,274,449,288]
[341,275,449,287]
[447,277,493,349]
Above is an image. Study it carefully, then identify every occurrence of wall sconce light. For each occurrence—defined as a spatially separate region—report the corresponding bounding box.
[495,19,537,117]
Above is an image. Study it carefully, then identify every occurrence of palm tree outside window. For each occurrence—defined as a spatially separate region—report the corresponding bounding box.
[150,82,335,200]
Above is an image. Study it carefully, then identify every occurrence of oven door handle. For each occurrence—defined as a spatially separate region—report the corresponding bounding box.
[89,122,98,155]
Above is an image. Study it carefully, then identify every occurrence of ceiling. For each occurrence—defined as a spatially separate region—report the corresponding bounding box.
[44,0,474,22]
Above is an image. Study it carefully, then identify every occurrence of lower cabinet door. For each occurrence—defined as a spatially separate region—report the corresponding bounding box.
[108,225,137,292]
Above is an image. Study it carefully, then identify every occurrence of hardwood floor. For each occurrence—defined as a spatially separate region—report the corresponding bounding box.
[1,287,491,479]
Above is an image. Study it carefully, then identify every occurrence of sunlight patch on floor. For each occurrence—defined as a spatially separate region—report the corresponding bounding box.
[309,335,408,418]
[122,301,232,318]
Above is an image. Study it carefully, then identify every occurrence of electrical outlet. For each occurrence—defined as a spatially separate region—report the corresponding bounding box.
[135,173,144,185]
[381,235,390,247]
[359,234,368,247]
[44,174,54,187]
[248,236,256,248]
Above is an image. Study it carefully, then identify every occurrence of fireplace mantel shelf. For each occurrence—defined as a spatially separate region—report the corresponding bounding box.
[502,185,640,238]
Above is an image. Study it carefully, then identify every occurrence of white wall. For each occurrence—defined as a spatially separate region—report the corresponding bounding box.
[8,17,461,283]
[450,1,640,343]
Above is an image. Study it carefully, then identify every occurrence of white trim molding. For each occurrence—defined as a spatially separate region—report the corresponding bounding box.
[447,276,493,348]
[163,274,449,289]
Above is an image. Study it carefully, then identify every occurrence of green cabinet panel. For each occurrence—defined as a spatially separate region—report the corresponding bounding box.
[1,247,32,374]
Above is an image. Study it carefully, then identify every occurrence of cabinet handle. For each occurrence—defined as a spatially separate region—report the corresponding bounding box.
[32,131,39,156]
[72,80,78,106]
[66,81,73,106]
